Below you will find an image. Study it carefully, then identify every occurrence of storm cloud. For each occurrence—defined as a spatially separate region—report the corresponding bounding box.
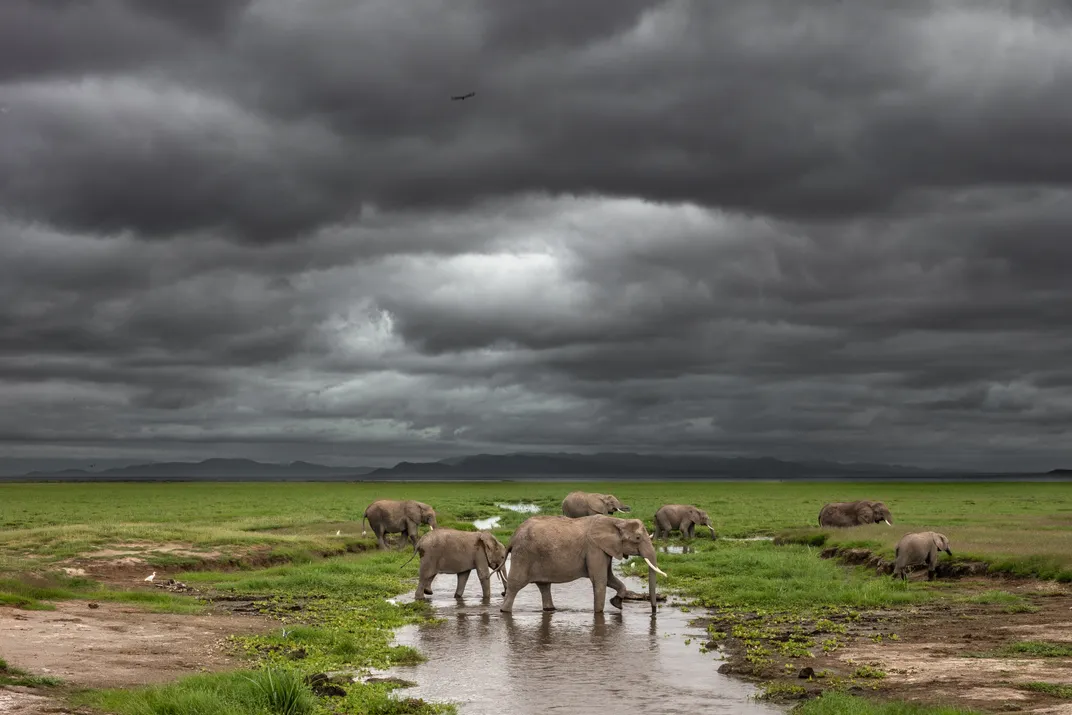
[2,0,1072,473]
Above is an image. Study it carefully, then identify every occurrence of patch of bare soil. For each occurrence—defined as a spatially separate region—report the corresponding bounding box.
[0,600,271,688]
[0,600,275,713]
[708,578,1072,714]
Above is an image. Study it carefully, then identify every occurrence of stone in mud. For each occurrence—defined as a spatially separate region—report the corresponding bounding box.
[798,666,815,679]
[620,590,667,602]
[87,603,99,609]
[365,676,417,687]
[820,547,839,559]
[717,663,734,675]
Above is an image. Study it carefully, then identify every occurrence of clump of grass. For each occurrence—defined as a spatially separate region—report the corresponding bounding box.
[0,658,63,688]
[1021,681,1072,698]
[998,641,1072,658]
[80,667,316,715]
[791,691,983,714]
[0,573,204,613]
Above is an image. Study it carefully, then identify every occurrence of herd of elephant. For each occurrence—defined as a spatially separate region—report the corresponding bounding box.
[359,492,954,616]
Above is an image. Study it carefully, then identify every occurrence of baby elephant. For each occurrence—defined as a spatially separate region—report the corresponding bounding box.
[653,504,716,540]
[406,528,508,602]
[892,531,952,581]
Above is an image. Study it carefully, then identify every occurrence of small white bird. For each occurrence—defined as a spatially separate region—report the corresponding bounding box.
[144,572,156,582]
[336,530,341,536]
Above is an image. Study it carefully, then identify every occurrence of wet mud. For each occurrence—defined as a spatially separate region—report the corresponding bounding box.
[383,557,784,715]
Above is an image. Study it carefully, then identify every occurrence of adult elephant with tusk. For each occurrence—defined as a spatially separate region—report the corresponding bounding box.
[499,515,667,615]
[361,498,438,549]
[818,500,893,528]
[653,504,717,540]
[561,491,631,517]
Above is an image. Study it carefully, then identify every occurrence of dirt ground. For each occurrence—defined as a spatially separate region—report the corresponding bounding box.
[0,550,277,715]
[710,576,1072,714]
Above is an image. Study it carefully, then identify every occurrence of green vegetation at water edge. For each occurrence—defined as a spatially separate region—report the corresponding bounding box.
[0,657,64,688]
[791,691,982,714]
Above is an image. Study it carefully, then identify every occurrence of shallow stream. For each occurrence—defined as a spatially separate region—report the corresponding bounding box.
[383,556,785,715]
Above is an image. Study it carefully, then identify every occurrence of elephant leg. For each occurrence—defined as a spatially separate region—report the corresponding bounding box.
[607,562,628,610]
[497,565,527,617]
[374,525,388,550]
[536,582,556,611]
[475,563,492,601]
[416,562,436,601]
[455,570,472,598]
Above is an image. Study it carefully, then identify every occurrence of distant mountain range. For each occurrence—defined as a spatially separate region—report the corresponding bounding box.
[363,452,938,479]
[3,452,1054,482]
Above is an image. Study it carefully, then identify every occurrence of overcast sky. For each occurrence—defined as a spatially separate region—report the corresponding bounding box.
[2,0,1071,474]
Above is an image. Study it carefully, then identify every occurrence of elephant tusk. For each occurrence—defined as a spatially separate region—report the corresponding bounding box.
[643,557,668,577]
[648,533,654,540]
[429,524,434,530]
[884,519,891,526]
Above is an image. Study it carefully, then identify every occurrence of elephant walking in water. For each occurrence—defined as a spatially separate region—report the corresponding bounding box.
[362,499,438,549]
[499,515,667,615]
[653,504,716,540]
[818,500,893,527]
[403,528,508,602]
[893,531,952,581]
[561,491,631,517]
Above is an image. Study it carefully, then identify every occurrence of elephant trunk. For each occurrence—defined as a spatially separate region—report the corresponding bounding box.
[648,563,658,613]
[618,505,631,513]
[707,524,717,539]
[428,515,438,530]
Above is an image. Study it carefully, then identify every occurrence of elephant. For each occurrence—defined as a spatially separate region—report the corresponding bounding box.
[499,514,667,615]
[361,498,437,549]
[818,500,893,528]
[401,528,509,601]
[892,531,952,581]
[653,504,716,540]
[561,491,631,517]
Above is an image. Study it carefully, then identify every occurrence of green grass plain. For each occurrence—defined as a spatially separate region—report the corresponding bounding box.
[1,479,1069,715]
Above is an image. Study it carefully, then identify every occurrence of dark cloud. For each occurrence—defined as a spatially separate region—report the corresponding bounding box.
[2,1,1072,473]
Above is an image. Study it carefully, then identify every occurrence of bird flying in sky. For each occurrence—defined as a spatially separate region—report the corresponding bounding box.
[451,92,475,101]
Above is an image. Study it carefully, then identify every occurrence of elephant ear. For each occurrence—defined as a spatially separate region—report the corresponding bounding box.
[856,502,875,523]
[932,533,949,551]
[585,494,606,514]
[477,532,501,565]
[587,518,627,559]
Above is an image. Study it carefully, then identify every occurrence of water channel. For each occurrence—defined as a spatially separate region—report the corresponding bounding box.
[382,556,786,715]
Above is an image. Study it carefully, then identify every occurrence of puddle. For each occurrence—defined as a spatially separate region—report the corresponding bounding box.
[385,557,783,715]
[659,545,694,554]
[472,516,502,530]
[723,537,774,542]
[495,502,540,513]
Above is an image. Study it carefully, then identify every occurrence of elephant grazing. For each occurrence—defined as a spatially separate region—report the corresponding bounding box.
[653,504,716,540]
[818,500,893,528]
[499,515,667,615]
[893,531,952,581]
[561,491,631,517]
[361,499,438,549]
[403,528,508,602]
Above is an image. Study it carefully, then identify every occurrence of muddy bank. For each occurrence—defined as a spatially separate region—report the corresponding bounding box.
[0,600,273,689]
[379,556,785,715]
[704,578,1072,713]
[815,543,991,579]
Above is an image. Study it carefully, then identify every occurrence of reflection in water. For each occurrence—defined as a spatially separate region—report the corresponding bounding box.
[472,516,502,530]
[659,544,694,554]
[496,502,541,513]
[386,558,783,715]
[723,536,775,542]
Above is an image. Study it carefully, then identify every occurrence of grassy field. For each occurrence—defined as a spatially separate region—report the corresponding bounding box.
[1,479,1070,715]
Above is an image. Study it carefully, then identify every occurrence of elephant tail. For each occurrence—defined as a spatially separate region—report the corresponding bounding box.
[399,541,420,569]
[361,511,369,537]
